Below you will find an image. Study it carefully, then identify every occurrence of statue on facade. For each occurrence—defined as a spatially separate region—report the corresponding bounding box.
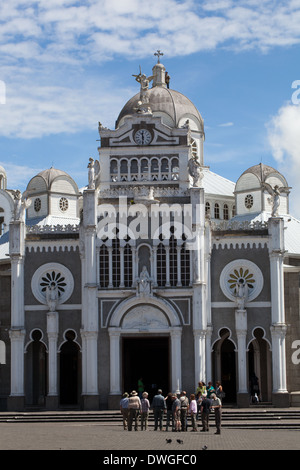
[188,156,203,187]
[133,67,153,113]
[261,182,291,217]
[137,266,152,296]
[12,190,31,222]
[87,157,101,190]
[46,283,58,312]
[235,279,248,310]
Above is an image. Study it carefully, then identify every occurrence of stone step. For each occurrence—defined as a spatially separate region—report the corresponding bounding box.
[1,408,300,429]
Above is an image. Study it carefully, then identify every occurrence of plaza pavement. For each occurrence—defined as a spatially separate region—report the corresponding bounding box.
[0,420,299,452]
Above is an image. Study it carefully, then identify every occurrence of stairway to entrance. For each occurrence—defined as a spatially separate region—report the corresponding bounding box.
[1,407,300,429]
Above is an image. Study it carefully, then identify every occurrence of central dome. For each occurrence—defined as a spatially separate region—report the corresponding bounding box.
[116,61,204,132]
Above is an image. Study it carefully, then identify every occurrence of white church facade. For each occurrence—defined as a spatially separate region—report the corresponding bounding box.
[0,55,300,411]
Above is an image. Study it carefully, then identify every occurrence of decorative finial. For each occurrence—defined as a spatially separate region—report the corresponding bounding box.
[154,50,164,63]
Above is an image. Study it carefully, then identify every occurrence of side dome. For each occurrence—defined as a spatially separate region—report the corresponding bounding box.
[235,163,288,192]
[26,167,80,222]
[26,167,79,194]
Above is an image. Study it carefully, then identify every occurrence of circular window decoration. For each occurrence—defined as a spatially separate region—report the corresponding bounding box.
[59,197,68,212]
[245,194,253,209]
[31,263,74,306]
[220,259,263,303]
[34,197,41,212]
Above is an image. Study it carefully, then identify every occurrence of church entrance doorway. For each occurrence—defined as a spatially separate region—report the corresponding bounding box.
[122,336,170,401]
[59,331,80,405]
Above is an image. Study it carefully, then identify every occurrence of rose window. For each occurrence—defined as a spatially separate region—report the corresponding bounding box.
[227,267,255,295]
[31,263,74,306]
[220,260,263,302]
[40,270,67,298]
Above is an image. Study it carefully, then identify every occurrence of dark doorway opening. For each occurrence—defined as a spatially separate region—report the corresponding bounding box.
[60,331,79,405]
[122,337,169,401]
[25,330,47,406]
[220,338,236,403]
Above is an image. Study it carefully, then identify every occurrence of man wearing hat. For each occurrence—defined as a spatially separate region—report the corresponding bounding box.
[151,389,166,431]
[127,390,141,431]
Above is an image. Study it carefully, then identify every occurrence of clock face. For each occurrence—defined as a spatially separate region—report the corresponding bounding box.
[134,129,152,145]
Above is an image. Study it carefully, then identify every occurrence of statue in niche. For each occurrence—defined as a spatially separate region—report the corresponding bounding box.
[137,265,152,296]
[12,190,31,222]
[87,157,101,189]
[46,283,58,312]
[235,279,248,310]
[261,182,291,217]
[188,156,203,187]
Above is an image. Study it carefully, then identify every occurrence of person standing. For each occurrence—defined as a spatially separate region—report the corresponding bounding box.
[211,393,222,434]
[127,390,141,431]
[120,392,129,430]
[189,394,197,432]
[179,391,189,431]
[151,389,166,431]
[165,392,174,432]
[172,394,181,432]
[200,393,212,432]
[140,392,150,430]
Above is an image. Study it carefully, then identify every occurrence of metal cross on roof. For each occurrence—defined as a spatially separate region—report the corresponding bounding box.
[154,50,164,63]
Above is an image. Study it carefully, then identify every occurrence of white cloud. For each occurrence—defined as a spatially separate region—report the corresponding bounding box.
[267,103,300,219]
[1,0,300,141]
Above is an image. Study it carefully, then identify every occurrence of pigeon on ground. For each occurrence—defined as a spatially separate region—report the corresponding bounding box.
[176,439,183,444]
[166,439,172,443]
[202,445,208,450]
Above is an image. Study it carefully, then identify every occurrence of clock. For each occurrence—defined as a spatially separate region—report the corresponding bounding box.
[134,129,152,145]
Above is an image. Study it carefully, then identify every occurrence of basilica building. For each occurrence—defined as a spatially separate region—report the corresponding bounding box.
[0,56,300,411]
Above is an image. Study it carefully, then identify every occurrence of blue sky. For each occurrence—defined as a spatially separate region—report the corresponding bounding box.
[1,0,300,216]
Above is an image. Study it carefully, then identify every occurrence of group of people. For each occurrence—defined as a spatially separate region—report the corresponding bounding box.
[119,381,224,434]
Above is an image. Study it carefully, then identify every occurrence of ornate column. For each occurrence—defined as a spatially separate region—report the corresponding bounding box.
[194,329,206,385]
[190,187,208,384]
[268,217,289,406]
[108,327,121,409]
[170,327,182,394]
[46,311,59,409]
[8,218,26,410]
[235,308,248,406]
[81,187,99,410]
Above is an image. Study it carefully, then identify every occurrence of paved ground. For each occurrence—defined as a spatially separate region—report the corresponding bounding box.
[0,420,299,453]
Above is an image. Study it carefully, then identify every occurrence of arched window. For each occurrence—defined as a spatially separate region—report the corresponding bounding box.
[161,158,169,180]
[130,159,138,181]
[124,243,132,287]
[112,238,120,287]
[205,202,210,217]
[110,159,118,182]
[214,203,220,219]
[151,158,159,181]
[120,159,128,181]
[223,204,229,220]
[157,243,166,286]
[181,243,190,287]
[169,235,177,287]
[99,245,109,288]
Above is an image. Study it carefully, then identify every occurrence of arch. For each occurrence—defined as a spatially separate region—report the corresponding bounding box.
[212,328,237,403]
[59,329,81,405]
[25,329,47,406]
[109,295,181,329]
[247,327,272,402]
